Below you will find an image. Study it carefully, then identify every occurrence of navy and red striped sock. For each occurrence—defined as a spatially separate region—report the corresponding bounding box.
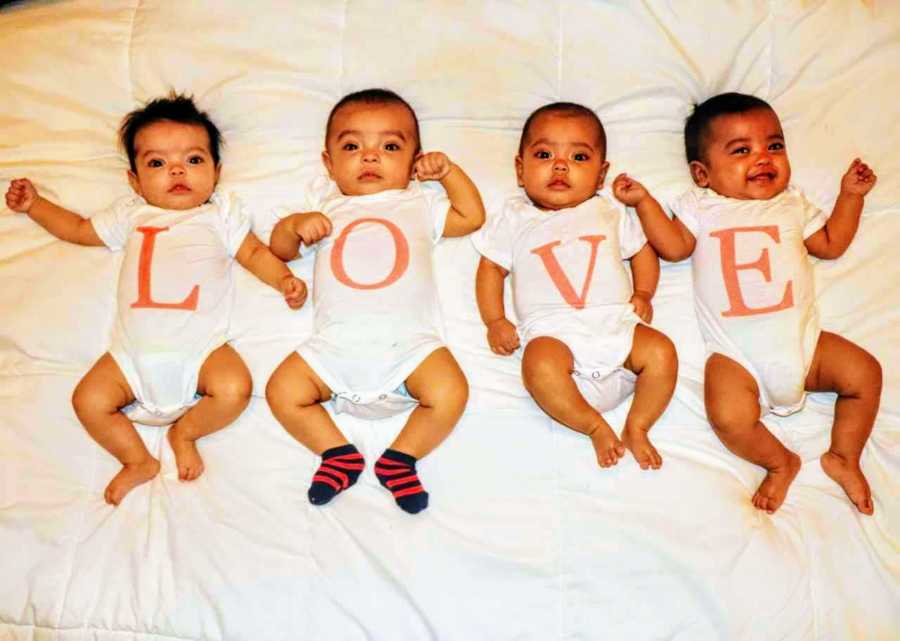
[374,449,429,514]
[308,444,365,505]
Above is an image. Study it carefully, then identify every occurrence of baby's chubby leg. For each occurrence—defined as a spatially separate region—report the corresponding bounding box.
[378,348,469,514]
[265,352,345,453]
[266,352,365,506]
[705,354,801,514]
[805,331,881,515]
[72,353,159,506]
[621,324,678,470]
[521,336,625,468]
[167,343,251,482]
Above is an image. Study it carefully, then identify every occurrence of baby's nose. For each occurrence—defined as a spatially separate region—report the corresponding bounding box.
[553,159,568,172]
[169,163,185,175]
[362,149,380,162]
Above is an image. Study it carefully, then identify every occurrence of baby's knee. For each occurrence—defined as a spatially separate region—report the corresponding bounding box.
[265,369,319,412]
[213,371,252,408]
[706,395,758,437]
[521,342,570,392]
[71,379,113,421]
[858,351,883,395]
[423,368,469,415]
[646,330,678,372]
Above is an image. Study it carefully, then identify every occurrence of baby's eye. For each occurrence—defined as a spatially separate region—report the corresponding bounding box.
[188,155,205,165]
[768,142,785,151]
[573,153,589,162]
[731,146,749,155]
[148,159,164,168]
[384,142,401,151]
[535,150,551,159]
[342,143,358,151]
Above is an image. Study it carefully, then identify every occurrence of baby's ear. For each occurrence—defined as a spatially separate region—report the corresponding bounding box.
[689,160,710,187]
[514,155,525,187]
[595,160,610,190]
[410,151,423,178]
[321,150,335,179]
[127,170,142,196]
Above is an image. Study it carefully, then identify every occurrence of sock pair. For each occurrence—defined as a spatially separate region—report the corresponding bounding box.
[307,445,429,514]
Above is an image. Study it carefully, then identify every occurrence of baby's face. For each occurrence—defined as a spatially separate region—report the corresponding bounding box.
[516,113,609,211]
[691,107,791,200]
[127,120,219,210]
[323,102,418,196]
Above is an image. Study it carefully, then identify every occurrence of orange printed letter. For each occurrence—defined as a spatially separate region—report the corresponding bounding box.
[130,226,200,310]
[530,235,605,309]
[331,218,410,290]
[710,225,793,317]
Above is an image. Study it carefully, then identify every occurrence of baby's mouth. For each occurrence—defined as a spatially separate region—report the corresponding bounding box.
[548,178,570,189]
[748,171,777,183]
[358,171,381,181]
[168,183,191,193]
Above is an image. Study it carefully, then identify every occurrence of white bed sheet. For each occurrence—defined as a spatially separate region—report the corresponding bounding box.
[0,2,897,640]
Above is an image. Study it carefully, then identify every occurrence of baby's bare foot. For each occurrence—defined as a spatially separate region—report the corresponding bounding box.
[104,458,160,506]
[621,426,662,470]
[167,426,205,481]
[821,451,874,515]
[589,425,626,468]
[752,451,801,514]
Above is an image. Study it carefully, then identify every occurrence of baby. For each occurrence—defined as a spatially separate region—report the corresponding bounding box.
[473,102,677,470]
[5,95,306,506]
[632,92,882,514]
[265,89,485,514]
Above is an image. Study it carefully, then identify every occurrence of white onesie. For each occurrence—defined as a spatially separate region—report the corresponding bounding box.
[671,186,827,415]
[91,192,250,425]
[291,177,449,419]
[472,193,648,412]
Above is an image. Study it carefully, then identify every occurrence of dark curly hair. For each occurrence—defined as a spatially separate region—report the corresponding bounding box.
[684,92,773,164]
[119,93,222,172]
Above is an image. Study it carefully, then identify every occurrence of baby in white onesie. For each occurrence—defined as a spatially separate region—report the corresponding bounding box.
[266,89,485,514]
[5,95,306,506]
[474,102,678,471]
[632,92,881,515]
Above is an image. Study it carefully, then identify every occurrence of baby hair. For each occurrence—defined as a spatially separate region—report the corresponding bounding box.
[119,93,222,172]
[684,92,773,164]
[326,88,422,153]
[518,102,607,156]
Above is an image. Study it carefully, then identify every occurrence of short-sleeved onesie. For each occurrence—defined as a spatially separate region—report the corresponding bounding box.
[671,186,827,415]
[91,192,250,425]
[472,193,648,412]
[292,177,449,419]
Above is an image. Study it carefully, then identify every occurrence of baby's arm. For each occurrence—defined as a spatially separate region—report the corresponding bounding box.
[415,152,486,238]
[804,158,877,259]
[269,211,332,261]
[612,173,695,262]
[628,244,660,323]
[235,231,307,309]
[5,178,103,246]
[476,256,520,356]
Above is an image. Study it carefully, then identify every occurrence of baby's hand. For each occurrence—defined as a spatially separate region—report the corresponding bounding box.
[5,178,38,213]
[293,211,332,245]
[281,274,308,310]
[840,158,877,197]
[414,152,453,182]
[629,291,654,323]
[612,173,650,208]
[486,318,520,356]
